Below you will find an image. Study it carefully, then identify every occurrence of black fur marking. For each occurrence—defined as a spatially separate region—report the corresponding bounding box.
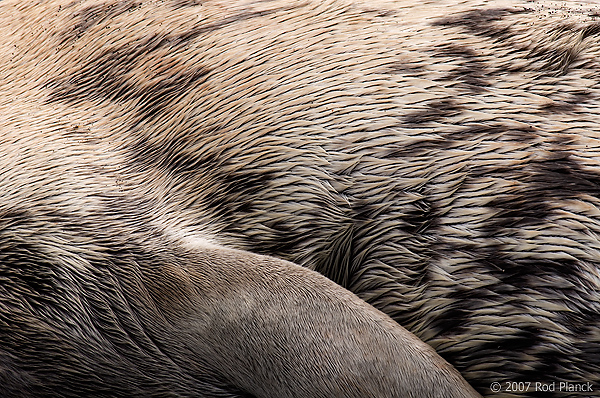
[349,193,437,236]
[403,197,437,235]
[552,21,600,40]
[386,62,426,77]
[252,219,309,258]
[432,8,596,76]
[350,198,383,222]
[361,8,397,18]
[135,66,210,123]
[313,223,356,289]
[539,90,595,114]
[473,152,600,241]
[439,266,597,394]
[485,255,585,294]
[449,123,538,142]
[171,0,202,7]
[424,151,600,393]
[62,2,307,45]
[427,304,471,338]
[528,44,582,76]
[129,136,279,229]
[467,151,600,291]
[432,8,527,41]
[0,210,60,302]
[502,153,600,204]
[128,133,215,176]
[206,168,278,223]
[49,38,210,123]
[432,44,491,93]
[435,285,497,335]
[403,99,464,125]
[51,3,309,120]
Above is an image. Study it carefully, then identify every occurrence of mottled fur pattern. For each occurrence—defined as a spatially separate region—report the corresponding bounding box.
[1,0,599,397]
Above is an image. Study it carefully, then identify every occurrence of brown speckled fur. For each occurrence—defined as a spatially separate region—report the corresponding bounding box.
[1,0,600,397]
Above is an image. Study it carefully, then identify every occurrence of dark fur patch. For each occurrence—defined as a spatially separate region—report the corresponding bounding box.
[448,123,538,142]
[403,99,464,125]
[435,252,598,395]
[350,194,437,236]
[51,3,308,121]
[431,44,491,93]
[473,152,600,285]
[171,0,202,7]
[49,37,210,122]
[128,136,279,229]
[552,21,600,40]
[361,8,397,18]
[491,152,600,209]
[63,2,307,44]
[423,152,600,389]
[252,219,310,258]
[435,286,496,334]
[403,197,437,235]
[528,44,581,76]
[128,132,215,176]
[456,152,600,248]
[387,62,425,76]
[313,223,356,289]
[0,210,60,302]
[539,90,595,114]
[432,8,599,76]
[432,8,528,41]
[205,168,278,224]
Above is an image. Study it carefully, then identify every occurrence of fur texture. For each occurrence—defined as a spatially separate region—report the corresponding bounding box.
[1,0,600,396]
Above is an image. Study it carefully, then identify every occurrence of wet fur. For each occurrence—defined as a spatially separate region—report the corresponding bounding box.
[1,0,600,397]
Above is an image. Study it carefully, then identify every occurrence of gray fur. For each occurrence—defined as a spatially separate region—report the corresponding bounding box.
[1,0,600,397]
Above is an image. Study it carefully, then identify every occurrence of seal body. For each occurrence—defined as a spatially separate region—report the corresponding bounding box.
[1,0,599,397]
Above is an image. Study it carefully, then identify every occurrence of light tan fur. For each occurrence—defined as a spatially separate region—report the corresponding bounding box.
[1,0,600,397]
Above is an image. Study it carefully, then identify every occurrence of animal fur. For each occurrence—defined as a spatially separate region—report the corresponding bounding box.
[1,0,599,396]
